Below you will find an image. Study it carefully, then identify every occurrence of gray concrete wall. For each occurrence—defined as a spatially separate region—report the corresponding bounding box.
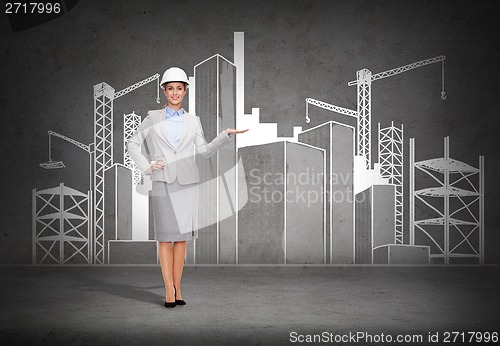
[1,0,499,264]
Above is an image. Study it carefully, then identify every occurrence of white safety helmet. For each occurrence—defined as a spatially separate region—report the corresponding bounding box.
[160,67,189,89]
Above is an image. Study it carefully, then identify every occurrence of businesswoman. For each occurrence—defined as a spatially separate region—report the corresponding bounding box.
[127,67,248,308]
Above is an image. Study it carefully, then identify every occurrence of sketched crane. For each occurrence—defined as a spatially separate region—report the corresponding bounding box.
[40,74,160,264]
[348,55,446,170]
[305,97,358,123]
[305,55,446,247]
[40,130,94,190]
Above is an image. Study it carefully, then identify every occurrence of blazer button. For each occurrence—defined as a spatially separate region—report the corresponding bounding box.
[174,150,177,154]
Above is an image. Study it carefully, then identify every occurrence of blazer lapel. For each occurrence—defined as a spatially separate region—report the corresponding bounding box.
[176,113,190,149]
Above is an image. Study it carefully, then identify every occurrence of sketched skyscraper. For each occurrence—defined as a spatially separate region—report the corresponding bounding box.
[193,54,237,264]
[299,121,355,264]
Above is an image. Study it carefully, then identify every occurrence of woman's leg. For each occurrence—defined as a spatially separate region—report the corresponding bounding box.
[172,241,187,300]
[158,241,175,302]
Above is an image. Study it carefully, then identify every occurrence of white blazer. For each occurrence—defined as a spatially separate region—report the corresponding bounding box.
[126,108,233,185]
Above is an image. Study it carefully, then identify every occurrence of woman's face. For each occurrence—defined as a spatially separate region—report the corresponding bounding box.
[163,82,187,108]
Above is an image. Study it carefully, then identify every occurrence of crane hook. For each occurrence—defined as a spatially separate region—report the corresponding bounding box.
[156,77,161,104]
[305,100,310,123]
[440,60,446,100]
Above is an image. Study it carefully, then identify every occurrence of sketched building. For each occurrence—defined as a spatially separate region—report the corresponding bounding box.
[104,164,133,241]
[355,184,396,264]
[192,54,237,264]
[298,121,355,264]
[32,183,92,264]
[238,141,325,264]
[104,163,133,263]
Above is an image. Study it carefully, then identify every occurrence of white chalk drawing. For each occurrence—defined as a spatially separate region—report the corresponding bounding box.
[410,137,484,264]
[378,122,404,245]
[32,183,91,264]
[305,97,358,122]
[347,55,446,170]
[298,121,355,264]
[92,75,161,264]
[36,75,161,264]
[33,31,486,265]
[303,55,450,264]
[123,112,142,186]
[40,130,94,190]
[123,112,151,242]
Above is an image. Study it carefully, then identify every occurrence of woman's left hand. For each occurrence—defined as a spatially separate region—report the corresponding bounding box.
[225,128,249,135]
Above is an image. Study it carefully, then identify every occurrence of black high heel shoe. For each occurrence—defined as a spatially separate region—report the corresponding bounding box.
[164,300,176,308]
[174,287,186,305]
[164,288,176,308]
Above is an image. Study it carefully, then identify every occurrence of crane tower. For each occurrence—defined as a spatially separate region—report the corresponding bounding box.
[378,122,404,244]
[92,74,159,264]
[348,55,446,170]
[123,111,142,186]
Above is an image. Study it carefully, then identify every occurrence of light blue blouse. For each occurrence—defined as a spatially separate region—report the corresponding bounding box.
[165,106,184,149]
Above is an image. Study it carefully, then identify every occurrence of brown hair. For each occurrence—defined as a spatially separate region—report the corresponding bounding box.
[162,82,188,90]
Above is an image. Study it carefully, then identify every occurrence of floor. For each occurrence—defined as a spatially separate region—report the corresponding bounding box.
[1,265,498,345]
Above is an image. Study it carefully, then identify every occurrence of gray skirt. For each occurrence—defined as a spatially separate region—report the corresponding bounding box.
[151,179,199,242]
